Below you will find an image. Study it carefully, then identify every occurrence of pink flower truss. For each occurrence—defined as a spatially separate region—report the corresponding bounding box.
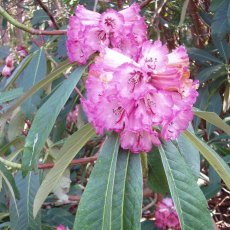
[82,41,198,153]
[66,3,147,64]
[154,198,181,230]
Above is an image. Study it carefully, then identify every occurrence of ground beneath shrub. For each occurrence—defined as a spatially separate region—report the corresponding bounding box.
[208,182,230,230]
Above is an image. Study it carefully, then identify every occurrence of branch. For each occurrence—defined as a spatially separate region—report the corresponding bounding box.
[0,6,66,35]
[0,156,97,170]
[140,0,152,9]
[36,0,59,29]
[38,156,98,169]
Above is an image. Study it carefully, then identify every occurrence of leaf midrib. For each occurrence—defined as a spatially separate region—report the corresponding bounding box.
[102,137,119,230]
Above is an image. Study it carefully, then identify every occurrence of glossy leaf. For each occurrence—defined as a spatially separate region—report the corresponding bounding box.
[183,130,230,189]
[188,48,223,64]
[33,124,95,218]
[176,124,200,179]
[193,109,230,136]
[0,60,72,124]
[10,171,41,230]
[195,65,226,84]
[112,150,142,230]
[74,134,120,230]
[159,142,213,230]
[148,148,169,194]
[19,48,47,116]
[22,66,85,175]
[211,0,230,62]
[0,162,20,213]
[0,88,23,104]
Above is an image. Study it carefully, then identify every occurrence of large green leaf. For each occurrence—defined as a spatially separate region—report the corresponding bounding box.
[193,109,230,136]
[0,60,72,124]
[19,48,47,116]
[159,141,213,230]
[0,88,23,104]
[187,48,223,64]
[10,171,41,230]
[0,162,19,216]
[211,0,230,62]
[112,150,142,230]
[176,124,200,179]
[22,66,85,175]
[74,134,120,230]
[147,148,169,194]
[195,65,226,84]
[33,124,95,217]
[183,130,230,190]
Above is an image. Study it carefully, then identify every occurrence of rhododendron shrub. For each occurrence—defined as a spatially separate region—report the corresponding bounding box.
[67,4,198,153]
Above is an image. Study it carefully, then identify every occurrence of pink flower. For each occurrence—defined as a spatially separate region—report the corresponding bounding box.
[155,197,181,230]
[66,105,79,128]
[2,54,14,77]
[56,225,69,230]
[66,3,147,64]
[16,45,28,57]
[82,41,198,153]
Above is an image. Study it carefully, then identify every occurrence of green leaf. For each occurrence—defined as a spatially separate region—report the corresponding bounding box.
[206,93,222,136]
[188,48,223,64]
[201,165,221,200]
[31,10,49,26]
[196,65,226,84]
[141,220,158,230]
[4,54,35,91]
[42,208,75,229]
[112,150,142,230]
[0,60,72,124]
[193,109,230,136]
[0,88,23,104]
[183,130,230,190]
[158,142,213,230]
[176,124,200,179]
[22,66,85,175]
[73,134,120,230]
[211,0,230,62]
[19,48,47,116]
[10,172,41,230]
[148,148,169,194]
[33,124,95,218]
[0,162,19,204]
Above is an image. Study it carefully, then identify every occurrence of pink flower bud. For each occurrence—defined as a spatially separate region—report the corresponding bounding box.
[16,46,28,57]
[2,65,13,77]
[56,224,69,230]
[5,54,14,68]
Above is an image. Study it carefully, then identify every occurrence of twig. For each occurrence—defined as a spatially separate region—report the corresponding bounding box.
[0,6,66,35]
[140,0,152,9]
[38,156,98,169]
[36,0,59,29]
[68,195,81,201]
[142,194,157,212]
[0,156,97,170]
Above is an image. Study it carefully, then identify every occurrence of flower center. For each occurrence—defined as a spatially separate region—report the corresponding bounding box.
[128,71,143,92]
[104,17,115,29]
[113,106,123,116]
